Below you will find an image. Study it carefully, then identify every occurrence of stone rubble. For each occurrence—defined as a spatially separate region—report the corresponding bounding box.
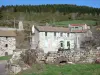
[37,49,100,64]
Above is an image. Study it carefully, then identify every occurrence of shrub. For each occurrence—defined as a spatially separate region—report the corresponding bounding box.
[20,49,38,66]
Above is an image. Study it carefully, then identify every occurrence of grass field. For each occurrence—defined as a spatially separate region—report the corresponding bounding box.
[0,55,12,60]
[51,20,96,27]
[17,64,100,75]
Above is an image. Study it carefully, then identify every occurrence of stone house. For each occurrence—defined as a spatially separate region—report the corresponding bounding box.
[0,29,16,56]
[0,21,25,56]
[31,24,92,53]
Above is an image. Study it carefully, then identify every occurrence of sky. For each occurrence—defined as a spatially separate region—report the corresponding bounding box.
[0,0,100,8]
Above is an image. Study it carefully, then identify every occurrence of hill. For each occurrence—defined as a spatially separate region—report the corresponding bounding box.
[0,4,100,24]
[0,4,100,27]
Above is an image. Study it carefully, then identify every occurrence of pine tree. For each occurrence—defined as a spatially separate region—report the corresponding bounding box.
[0,9,3,20]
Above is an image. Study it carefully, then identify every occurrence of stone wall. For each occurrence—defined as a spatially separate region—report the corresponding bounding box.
[31,27,39,49]
[37,49,100,64]
[0,37,16,56]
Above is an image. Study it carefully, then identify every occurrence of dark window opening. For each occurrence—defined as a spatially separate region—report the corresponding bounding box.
[32,33,35,35]
[61,43,63,47]
[5,52,8,56]
[75,27,79,30]
[75,27,78,28]
[54,32,56,36]
[6,37,8,39]
[67,41,70,49]
[60,41,64,47]
[68,33,69,37]
[67,41,70,46]
[59,61,67,64]
[60,33,63,36]
[45,32,47,36]
[5,44,8,47]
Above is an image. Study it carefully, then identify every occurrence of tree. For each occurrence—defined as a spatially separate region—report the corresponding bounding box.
[0,9,3,20]
[20,49,38,66]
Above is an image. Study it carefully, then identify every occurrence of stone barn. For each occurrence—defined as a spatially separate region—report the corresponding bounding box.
[0,29,16,56]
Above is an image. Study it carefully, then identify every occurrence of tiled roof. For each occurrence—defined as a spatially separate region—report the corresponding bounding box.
[0,30,16,36]
[35,25,88,33]
[35,26,69,32]
[70,30,88,33]
[70,24,85,26]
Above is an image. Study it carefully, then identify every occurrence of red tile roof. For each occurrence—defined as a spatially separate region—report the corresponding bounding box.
[70,30,88,33]
[70,24,85,26]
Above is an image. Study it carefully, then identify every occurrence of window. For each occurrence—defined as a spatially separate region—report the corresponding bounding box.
[5,52,8,56]
[54,32,56,36]
[6,37,8,39]
[5,44,8,47]
[60,41,64,47]
[75,27,78,28]
[32,33,35,35]
[67,41,70,46]
[71,27,74,31]
[67,41,70,49]
[60,32,63,36]
[75,27,78,30]
[45,32,47,36]
[68,33,70,37]
[79,27,83,30]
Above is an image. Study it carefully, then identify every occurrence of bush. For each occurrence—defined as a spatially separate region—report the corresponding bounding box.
[20,49,38,66]
[95,58,100,64]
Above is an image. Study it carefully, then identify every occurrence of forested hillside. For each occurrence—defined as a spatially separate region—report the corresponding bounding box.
[1,4,100,14]
[0,4,100,27]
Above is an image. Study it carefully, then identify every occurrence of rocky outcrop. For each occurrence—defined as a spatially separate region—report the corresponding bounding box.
[7,50,30,74]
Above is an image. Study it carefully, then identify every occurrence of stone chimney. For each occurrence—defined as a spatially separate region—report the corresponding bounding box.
[46,22,49,26]
[18,21,24,31]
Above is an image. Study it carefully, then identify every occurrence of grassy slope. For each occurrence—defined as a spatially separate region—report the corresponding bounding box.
[0,20,96,28]
[51,20,96,27]
[17,64,100,75]
[0,55,12,60]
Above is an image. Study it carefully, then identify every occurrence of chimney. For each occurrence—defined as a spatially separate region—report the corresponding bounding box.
[32,25,35,33]
[18,21,24,31]
[46,22,49,26]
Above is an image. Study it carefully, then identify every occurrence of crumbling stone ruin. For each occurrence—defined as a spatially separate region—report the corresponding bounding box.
[37,48,100,64]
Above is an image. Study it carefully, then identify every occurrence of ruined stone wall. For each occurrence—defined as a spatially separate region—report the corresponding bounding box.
[31,27,39,49]
[0,37,16,56]
[37,49,100,64]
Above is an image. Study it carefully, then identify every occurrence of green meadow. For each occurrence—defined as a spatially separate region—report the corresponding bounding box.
[51,20,96,27]
[17,64,100,75]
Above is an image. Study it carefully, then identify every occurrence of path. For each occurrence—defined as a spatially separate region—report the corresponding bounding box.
[0,61,8,75]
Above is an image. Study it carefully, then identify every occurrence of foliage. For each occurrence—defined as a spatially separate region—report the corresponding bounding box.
[0,9,3,20]
[20,49,37,66]
[91,26,100,47]
[1,4,100,15]
[0,4,100,23]
[17,64,100,75]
